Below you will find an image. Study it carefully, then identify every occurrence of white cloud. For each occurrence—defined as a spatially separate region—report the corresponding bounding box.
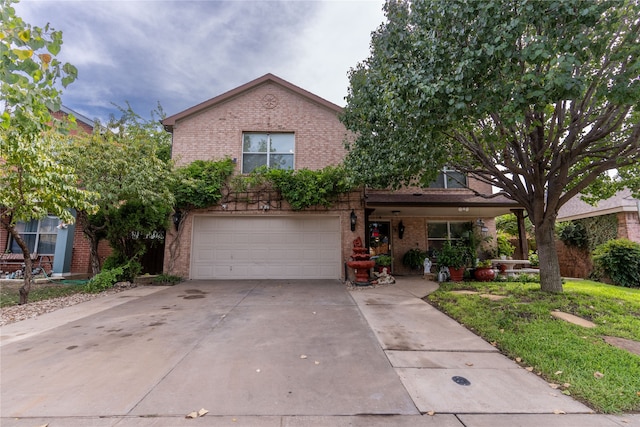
[13,0,385,121]
[285,1,384,106]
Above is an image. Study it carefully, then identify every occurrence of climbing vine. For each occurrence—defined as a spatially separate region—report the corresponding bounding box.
[264,166,353,210]
[224,165,353,210]
[172,158,236,210]
[557,214,618,251]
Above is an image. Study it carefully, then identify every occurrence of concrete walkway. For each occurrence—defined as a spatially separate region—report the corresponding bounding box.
[0,278,637,426]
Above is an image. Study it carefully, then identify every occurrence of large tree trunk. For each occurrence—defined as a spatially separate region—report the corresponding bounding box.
[88,235,101,276]
[166,210,187,275]
[535,219,564,293]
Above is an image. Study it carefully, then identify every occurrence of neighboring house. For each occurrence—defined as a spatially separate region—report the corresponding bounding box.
[1,106,112,276]
[162,74,523,280]
[557,188,640,243]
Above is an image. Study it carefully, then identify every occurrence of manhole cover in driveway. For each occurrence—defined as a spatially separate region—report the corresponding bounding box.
[452,376,471,386]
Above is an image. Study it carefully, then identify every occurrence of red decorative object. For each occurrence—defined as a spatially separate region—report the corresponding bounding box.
[449,267,465,282]
[346,237,375,285]
[474,267,496,282]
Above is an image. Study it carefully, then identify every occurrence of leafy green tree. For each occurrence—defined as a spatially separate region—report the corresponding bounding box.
[61,105,174,275]
[496,214,533,239]
[0,0,97,303]
[342,0,640,292]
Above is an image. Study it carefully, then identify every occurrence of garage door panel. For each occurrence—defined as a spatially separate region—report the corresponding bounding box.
[191,216,340,279]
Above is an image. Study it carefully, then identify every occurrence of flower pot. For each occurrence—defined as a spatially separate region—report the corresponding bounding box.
[474,267,496,282]
[448,267,465,282]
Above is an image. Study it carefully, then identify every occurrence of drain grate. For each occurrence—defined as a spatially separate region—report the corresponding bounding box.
[452,376,471,386]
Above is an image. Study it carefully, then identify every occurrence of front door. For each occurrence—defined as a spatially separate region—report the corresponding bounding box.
[368,221,391,272]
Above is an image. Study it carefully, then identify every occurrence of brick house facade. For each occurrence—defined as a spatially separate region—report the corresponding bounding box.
[557,189,640,244]
[556,189,640,278]
[162,74,521,281]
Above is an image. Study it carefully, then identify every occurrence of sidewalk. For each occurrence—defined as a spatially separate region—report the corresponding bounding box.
[350,277,639,427]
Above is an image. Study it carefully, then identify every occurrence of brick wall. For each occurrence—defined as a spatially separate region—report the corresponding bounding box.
[171,82,348,170]
[556,240,592,279]
[391,217,428,276]
[50,110,93,135]
[69,214,112,275]
[618,211,640,243]
[69,225,112,275]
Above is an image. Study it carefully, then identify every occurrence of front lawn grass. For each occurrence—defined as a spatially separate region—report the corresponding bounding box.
[0,281,87,307]
[427,279,640,414]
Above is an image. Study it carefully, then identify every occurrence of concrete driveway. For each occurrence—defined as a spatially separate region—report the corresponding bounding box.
[1,280,419,425]
[1,279,635,427]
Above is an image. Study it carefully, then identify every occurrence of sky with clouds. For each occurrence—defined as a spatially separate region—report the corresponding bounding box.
[14,0,386,123]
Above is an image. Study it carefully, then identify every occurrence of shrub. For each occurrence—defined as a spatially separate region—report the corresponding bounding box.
[102,254,142,282]
[434,241,468,269]
[496,232,515,256]
[84,266,123,293]
[375,255,393,267]
[558,221,589,248]
[592,239,640,288]
[402,248,428,269]
[152,273,182,285]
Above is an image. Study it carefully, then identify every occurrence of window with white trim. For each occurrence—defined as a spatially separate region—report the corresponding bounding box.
[427,221,468,253]
[9,217,58,255]
[429,167,467,189]
[242,132,294,173]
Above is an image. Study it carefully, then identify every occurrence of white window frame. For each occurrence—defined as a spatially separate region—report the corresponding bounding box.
[427,221,469,253]
[241,132,295,173]
[429,166,467,189]
[9,217,58,255]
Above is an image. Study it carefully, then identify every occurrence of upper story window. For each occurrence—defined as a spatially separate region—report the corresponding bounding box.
[429,166,467,189]
[9,217,58,255]
[242,132,294,173]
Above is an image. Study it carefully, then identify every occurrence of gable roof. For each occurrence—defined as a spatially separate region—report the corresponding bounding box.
[162,73,343,132]
[557,188,640,221]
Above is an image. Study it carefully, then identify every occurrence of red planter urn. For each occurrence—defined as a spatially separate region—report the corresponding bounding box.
[474,267,496,282]
[448,267,466,282]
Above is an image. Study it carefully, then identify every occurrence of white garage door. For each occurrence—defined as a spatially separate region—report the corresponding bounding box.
[191,216,341,279]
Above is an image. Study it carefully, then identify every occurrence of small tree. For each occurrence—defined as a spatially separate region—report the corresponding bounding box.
[0,0,97,303]
[61,105,174,275]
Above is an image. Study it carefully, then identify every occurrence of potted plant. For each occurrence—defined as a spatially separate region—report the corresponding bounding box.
[402,248,428,271]
[374,254,392,272]
[474,259,496,281]
[497,232,515,259]
[436,241,468,281]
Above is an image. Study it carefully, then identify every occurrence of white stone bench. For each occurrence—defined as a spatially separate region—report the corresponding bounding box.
[502,268,539,275]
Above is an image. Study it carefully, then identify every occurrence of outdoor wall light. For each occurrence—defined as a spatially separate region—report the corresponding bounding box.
[350,209,357,232]
[398,221,405,239]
